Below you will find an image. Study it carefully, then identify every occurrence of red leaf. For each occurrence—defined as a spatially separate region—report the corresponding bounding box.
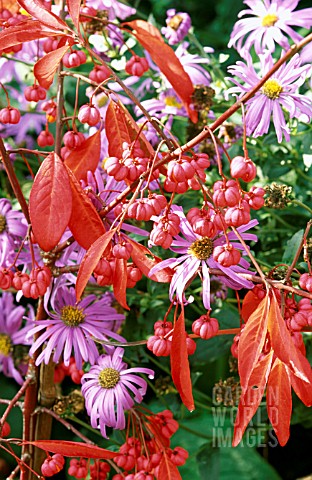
[67,0,81,31]
[20,440,118,459]
[233,350,273,446]
[268,292,312,385]
[267,359,292,446]
[170,311,195,411]
[34,45,70,89]
[18,0,68,30]
[29,153,72,252]
[124,20,197,123]
[65,129,101,182]
[105,100,133,158]
[113,258,129,310]
[158,454,182,480]
[127,238,173,283]
[0,20,66,51]
[287,366,312,407]
[66,166,106,250]
[241,290,263,322]
[76,229,116,301]
[238,293,270,393]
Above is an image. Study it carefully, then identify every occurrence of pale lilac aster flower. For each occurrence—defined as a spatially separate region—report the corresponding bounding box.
[87,0,135,20]
[161,9,191,45]
[0,293,33,384]
[135,89,187,120]
[0,198,27,266]
[27,286,125,369]
[149,206,258,310]
[227,52,312,142]
[174,42,212,86]
[228,0,312,57]
[82,347,154,438]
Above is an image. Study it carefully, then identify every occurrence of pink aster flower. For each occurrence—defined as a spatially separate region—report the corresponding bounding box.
[161,9,191,45]
[81,347,154,438]
[149,206,257,310]
[174,42,213,86]
[227,52,312,142]
[27,286,125,369]
[228,0,312,57]
[0,293,33,384]
[0,198,27,266]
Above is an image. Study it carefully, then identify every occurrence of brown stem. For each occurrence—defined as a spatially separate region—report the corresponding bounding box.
[31,308,56,477]
[285,220,312,282]
[20,361,38,480]
[20,296,46,480]
[231,226,266,281]
[0,138,30,223]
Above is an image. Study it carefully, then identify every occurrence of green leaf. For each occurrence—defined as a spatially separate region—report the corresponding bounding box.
[219,447,281,480]
[197,443,220,479]
[282,229,303,264]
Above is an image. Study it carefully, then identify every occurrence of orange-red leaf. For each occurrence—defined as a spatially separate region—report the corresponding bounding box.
[105,100,133,158]
[34,45,70,89]
[238,293,270,393]
[0,20,66,51]
[67,0,81,31]
[2,0,19,12]
[241,290,263,322]
[66,166,106,250]
[29,153,72,252]
[113,257,129,310]
[20,440,118,459]
[158,454,182,480]
[233,350,273,446]
[76,229,116,301]
[18,0,68,30]
[127,238,172,283]
[268,292,312,385]
[65,129,101,182]
[124,20,197,123]
[287,366,312,407]
[267,359,292,446]
[170,311,194,411]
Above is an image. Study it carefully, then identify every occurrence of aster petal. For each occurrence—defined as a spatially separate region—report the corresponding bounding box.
[201,260,211,310]
[169,256,199,303]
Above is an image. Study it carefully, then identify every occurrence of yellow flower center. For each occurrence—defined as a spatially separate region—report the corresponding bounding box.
[262,13,278,27]
[188,237,214,260]
[98,367,120,388]
[0,214,7,233]
[97,94,108,108]
[262,79,283,99]
[168,14,183,30]
[164,96,182,108]
[60,305,85,327]
[0,334,12,356]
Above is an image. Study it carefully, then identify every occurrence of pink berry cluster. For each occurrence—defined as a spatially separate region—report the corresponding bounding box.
[112,409,188,479]
[93,247,143,289]
[105,141,158,183]
[147,320,196,357]
[0,266,52,299]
